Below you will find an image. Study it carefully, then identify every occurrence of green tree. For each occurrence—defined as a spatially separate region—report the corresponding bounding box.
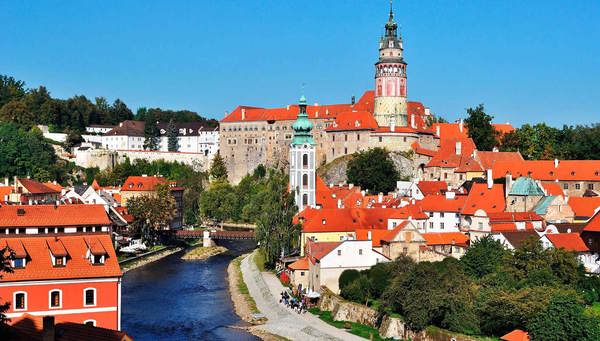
[198,180,238,223]
[109,99,133,124]
[167,118,179,152]
[255,170,300,268]
[461,235,510,279]
[341,274,374,305]
[64,128,84,150]
[209,151,228,181]
[0,75,26,108]
[126,184,177,244]
[346,148,399,193]
[0,246,14,328]
[0,99,35,127]
[464,104,499,151]
[339,269,361,292]
[143,111,159,150]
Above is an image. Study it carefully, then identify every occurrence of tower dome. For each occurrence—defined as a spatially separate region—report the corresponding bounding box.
[291,95,315,145]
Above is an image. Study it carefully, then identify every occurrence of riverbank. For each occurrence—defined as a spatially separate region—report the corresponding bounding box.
[181,245,228,260]
[119,246,183,273]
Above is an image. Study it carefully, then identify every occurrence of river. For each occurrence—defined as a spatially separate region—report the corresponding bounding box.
[121,241,260,341]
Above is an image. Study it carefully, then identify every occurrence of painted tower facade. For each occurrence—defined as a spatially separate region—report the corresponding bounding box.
[289,95,316,212]
[373,3,408,127]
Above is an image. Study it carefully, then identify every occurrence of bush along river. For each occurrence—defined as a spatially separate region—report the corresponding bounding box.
[121,240,259,341]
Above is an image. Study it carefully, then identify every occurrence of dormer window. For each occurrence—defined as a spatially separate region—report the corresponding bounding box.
[85,237,107,265]
[12,257,26,268]
[91,254,105,265]
[47,239,68,267]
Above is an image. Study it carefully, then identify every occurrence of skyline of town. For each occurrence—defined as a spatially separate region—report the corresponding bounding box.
[1,1,599,127]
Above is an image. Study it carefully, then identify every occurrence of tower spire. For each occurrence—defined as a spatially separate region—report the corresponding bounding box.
[389,0,394,20]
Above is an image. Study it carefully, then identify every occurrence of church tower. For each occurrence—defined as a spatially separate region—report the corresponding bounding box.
[289,95,316,212]
[373,1,408,127]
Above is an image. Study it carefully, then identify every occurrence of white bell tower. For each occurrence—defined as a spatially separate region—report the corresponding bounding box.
[289,95,316,212]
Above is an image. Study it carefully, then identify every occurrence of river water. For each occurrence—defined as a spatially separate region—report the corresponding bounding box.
[121,241,260,341]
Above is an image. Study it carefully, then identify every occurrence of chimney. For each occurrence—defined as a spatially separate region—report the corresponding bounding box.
[455,141,462,155]
[486,169,493,189]
[378,192,383,203]
[351,96,356,105]
[459,119,464,133]
[3,177,8,186]
[424,107,431,116]
[349,183,354,189]
[505,172,513,198]
[492,147,499,152]
[472,149,478,158]
[286,105,290,110]
[367,230,372,240]
[410,114,415,128]
[337,199,343,208]
[13,176,17,192]
[241,108,246,121]
[445,191,456,199]
[436,125,441,137]
[361,190,366,197]
[42,316,55,341]
[554,159,559,168]
[28,199,32,205]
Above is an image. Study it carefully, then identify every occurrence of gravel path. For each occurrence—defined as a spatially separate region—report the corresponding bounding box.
[241,252,364,341]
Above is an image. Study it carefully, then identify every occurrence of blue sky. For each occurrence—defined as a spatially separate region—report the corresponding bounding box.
[1,1,599,127]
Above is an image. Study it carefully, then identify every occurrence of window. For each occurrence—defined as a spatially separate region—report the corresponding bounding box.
[429,222,434,229]
[302,194,308,206]
[440,222,445,230]
[379,137,382,143]
[49,290,61,308]
[478,222,484,230]
[12,257,25,268]
[14,292,26,310]
[302,154,308,168]
[440,212,445,218]
[300,271,305,276]
[589,184,595,190]
[84,320,96,327]
[337,250,342,256]
[563,183,569,190]
[575,184,581,190]
[358,249,363,255]
[54,256,66,267]
[91,254,105,265]
[357,134,360,141]
[344,147,348,155]
[302,174,308,188]
[402,247,408,254]
[84,288,96,307]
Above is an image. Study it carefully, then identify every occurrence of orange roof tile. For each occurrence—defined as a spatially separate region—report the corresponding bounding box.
[380,221,410,243]
[85,236,108,255]
[417,181,448,196]
[501,329,529,341]
[0,205,110,228]
[569,197,600,219]
[584,211,600,232]
[0,186,11,201]
[18,178,60,194]
[546,233,589,252]
[462,183,506,215]
[46,238,68,257]
[91,179,101,190]
[5,239,27,258]
[288,257,309,270]
[488,212,543,223]
[493,160,600,181]
[431,122,514,141]
[411,142,438,157]
[306,240,341,263]
[419,194,467,213]
[477,151,523,170]
[426,138,477,168]
[120,176,169,192]
[355,229,393,247]
[43,182,63,192]
[422,232,469,247]
[0,233,121,282]
[541,182,565,197]
[326,110,378,132]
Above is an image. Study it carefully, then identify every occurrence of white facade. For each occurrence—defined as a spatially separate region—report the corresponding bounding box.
[539,234,600,273]
[157,130,219,155]
[289,143,316,212]
[421,211,461,233]
[86,126,114,134]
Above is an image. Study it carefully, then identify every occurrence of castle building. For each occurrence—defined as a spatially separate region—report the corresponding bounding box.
[289,95,316,212]
[219,3,438,183]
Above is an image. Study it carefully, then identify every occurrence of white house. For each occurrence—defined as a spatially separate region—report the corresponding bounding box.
[418,192,465,233]
[540,233,599,273]
[306,239,388,294]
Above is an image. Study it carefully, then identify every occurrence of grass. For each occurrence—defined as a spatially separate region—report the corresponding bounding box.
[308,308,394,341]
[233,255,260,314]
[591,302,600,313]
[254,249,267,272]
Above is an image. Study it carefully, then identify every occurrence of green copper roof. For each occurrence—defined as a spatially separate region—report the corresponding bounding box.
[291,95,315,146]
[533,196,555,215]
[509,177,545,196]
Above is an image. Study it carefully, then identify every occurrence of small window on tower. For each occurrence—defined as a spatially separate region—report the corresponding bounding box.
[389,40,394,48]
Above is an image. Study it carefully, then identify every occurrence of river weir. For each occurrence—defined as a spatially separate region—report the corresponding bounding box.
[121,240,259,340]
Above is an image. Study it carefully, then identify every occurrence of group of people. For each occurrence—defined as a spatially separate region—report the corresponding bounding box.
[280,290,307,314]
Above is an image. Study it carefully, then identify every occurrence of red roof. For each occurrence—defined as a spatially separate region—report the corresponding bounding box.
[0,233,121,282]
[541,182,565,197]
[355,228,394,247]
[422,232,469,247]
[546,233,589,252]
[121,176,169,192]
[288,257,309,270]
[426,138,477,168]
[431,122,514,141]
[501,329,530,341]
[462,183,506,215]
[417,181,448,196]
[380,221,410,243]
[488,212,543,223]
[493,123,516,136]
[476,151,523,170]
[114,206,134,223]
[0,186,11,200]
[584,211,600,232]
[222,102,348,123]
[569,197,600,219]
[419,194,467,213]
[326,110,378,132]
[91,179,101,190]
[305,240,341,263]
[411,142,437,157]
[18,178,60,194]
[492,160,600,181]
[0,204,110,228]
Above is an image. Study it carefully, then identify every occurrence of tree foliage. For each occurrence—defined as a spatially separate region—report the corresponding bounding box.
[209,152,228,182]
[461,235,510,279]
[143,111,159,150]
[464,104,499,151]
[0,246,14,328]
[167,118,179,152]
[126,184,176,244]
[346,148,399,194]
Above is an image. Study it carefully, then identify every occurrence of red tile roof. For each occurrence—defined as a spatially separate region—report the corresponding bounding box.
[105,120,144,137]
[0,186,11,200]
[355,228,394,247]
[541,182,565,197]
[121,176,169,192]
[501,329,530,341]
[422,232,469,247]
[5,239,27,258]
[476,151,523,170]
[492,160,600,181]
[419,194,467,213]
[306,240,341,263]
[18,178,60,194]
[546,233,589,252]
[288,257,309,270]
[326,110,378,132]
[584,211,600,232]
[0,204,110,228]
[0,233,121,282]
[569,197,600,219]
[114,206,134,223]
[462,183,506,215]
[417,181,448,196]
[380,221,410,243]
[46,238,68,257]
[411,142,438,157]
[431,122,515,141]
[426,138,477,168]
[488,212,543,223]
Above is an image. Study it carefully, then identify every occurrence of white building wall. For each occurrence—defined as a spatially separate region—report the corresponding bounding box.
[422,211,461,233]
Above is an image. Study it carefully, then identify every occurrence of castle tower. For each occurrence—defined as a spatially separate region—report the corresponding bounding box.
[373,1,408,127]
[289,95,316,212]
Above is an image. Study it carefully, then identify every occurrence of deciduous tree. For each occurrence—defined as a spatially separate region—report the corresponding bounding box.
[346,148,399,194]
[464,104,499,151]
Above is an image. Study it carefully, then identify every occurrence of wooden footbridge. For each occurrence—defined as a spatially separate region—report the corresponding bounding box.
[175,229,255,240]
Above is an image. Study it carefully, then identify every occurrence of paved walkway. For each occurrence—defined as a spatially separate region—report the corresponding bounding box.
[240,252,364,341]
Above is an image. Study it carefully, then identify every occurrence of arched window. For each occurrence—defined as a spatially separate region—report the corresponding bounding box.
[84,288,96,307]
[302,174,308,188]
[302,194,308,206]
[49,289,62,309]
[302,154,308,168]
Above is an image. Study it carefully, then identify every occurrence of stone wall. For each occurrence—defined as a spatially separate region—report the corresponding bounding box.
[318,288,378,327]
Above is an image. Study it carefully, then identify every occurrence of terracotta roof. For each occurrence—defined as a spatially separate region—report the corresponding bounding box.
[85,236,108,255]
[326,110,378,132]
[477,151,523,170]
[417,181,448,196]
[43,182,63,192]
[492,160,600,181]
[431,122,515,140]
[419,194,467,213]
[546,233,589,252]
[355,228,394,247]
[0,186,11,200]
[46,238,68,257]
[18,178,60,194]
[569,197,600,219]
[584,210,600,232]
[380,221,410,243]
[0,233,121,282]
[5,239,27,258]
[305,240,341,263]
[91,179,101,190]
[462,183,506,215]
[488,212,543,223]
[288,256,309,270]
[490,222,535,232]
[0,204,110,228]
[426,138,477,168]
[222,102,348,123]
[411,142,437,157]
[455,155,484,173]
[121,176,169,192]
[501,329,529,341]
[114,206,134,223]
[10,314,132,341]
[105,120,144,137]
[542,182,565,197]
[422,232,469,247]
